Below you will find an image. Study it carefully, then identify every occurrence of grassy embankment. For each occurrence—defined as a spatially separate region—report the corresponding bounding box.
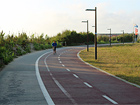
[79,43,140,85]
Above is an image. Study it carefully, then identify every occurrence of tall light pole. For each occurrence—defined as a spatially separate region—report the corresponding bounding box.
[121,30,124,44]
[82,20,89,51]
[86,7,97,60]
[107,28,111,46]
[92,25,95,34]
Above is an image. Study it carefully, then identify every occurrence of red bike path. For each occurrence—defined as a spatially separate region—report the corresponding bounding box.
[38,47,140,105]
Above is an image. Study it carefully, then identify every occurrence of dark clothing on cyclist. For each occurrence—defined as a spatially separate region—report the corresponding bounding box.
[52,42,57,48]
[52,41,57,53]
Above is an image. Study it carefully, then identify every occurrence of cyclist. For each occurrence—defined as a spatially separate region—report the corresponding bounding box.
[52,41,57,54]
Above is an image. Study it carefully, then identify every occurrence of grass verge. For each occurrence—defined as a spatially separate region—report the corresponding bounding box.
[79,43,140,86]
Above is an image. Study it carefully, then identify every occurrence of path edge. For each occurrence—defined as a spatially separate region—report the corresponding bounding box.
[35,51,55,105]
[77,49,140,89]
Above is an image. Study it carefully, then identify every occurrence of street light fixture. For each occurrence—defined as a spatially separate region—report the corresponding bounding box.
[107,28,111,46]
[92,26,95,34]
[82,20,89,51]
[121,30,124,44]
[86,7,97,60]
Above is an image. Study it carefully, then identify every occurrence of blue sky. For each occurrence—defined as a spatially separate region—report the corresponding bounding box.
[0,0,140,37]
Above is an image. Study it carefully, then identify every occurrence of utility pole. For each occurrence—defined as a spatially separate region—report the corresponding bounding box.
[86,7,97,59]
[107,28,111,46]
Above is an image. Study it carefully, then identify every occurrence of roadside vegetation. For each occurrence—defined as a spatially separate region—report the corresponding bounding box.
[79,43,140,85]
[97,33,133,44]
[0,29,134,69]
[0,31,59,67]
[0,29,94,68]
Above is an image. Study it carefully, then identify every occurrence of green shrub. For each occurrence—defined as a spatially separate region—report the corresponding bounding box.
[45,44,52,49]
[2,53,13,65]
[117,34,133,42]
[22,51,26,55]
[9,55,13,62]
[16,47,22,56]
[40,44,45,50]
[137,39,140,43]
[25,45,31,53]
[97,40,109,44]
[34,45,41,50]
[97,36,109,42]
[0,31,63,67]
[34,43,41,50]
[3,57,9,65]
[111,40,119,43]
[57,43,62,48]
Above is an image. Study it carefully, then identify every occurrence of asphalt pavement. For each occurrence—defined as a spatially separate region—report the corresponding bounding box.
[0,44,140,105]
[0,49,52,105]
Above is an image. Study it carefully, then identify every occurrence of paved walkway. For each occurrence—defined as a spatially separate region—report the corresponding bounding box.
[0,50,50,105]
[0,45,140,105]
[38,46,140,105]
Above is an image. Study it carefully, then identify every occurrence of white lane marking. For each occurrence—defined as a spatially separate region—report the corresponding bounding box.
[35,51,55,105]
[62,64,65,67]
[52,77,77,105]
[59,61,62,63]
[73,74,79,78]
[48,69,50,72]
[66,68,71,72]
[103,95,118,104]
[58,59,60,61]
[58,57,60,59]
[44,53,77,105]
[83,82,92,88]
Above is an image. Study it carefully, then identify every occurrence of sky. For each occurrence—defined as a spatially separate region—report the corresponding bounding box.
[0,0,140,37]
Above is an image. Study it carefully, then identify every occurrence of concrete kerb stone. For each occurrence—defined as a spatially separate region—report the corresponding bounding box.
[77,49,140,89]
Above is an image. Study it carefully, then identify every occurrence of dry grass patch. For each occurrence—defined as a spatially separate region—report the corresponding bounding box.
[79,43,140,85]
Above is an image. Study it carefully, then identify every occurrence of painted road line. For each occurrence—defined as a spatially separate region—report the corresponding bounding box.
[48,69,50,72]
[44,53,77,105]
[66,68,71,72]
[62,64,65,67]
[103,95,118,104]
[52,76,77,105]
[35,51,55,105]
[73,74,79,78]
[50,73,52,76]
[59,61,62,63]
[58,59,60,61]
[83,82,92,88]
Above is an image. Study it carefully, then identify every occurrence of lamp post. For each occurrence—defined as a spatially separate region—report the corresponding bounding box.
[121,30,124,44]
[86,7,97,60]
[107,28,111,46]
[82,20,89,51]
[92,25,95,34]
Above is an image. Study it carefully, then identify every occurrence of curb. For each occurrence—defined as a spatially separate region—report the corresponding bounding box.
[77,49,140,89]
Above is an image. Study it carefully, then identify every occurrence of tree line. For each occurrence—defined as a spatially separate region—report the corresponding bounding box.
[50,30,134,45]
[0,31,61,67]
[49,30,95,46]
[97,33,133,44]
[0,29,134,67]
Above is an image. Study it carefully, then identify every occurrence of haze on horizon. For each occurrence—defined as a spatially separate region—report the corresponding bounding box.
[0,0,140,37]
